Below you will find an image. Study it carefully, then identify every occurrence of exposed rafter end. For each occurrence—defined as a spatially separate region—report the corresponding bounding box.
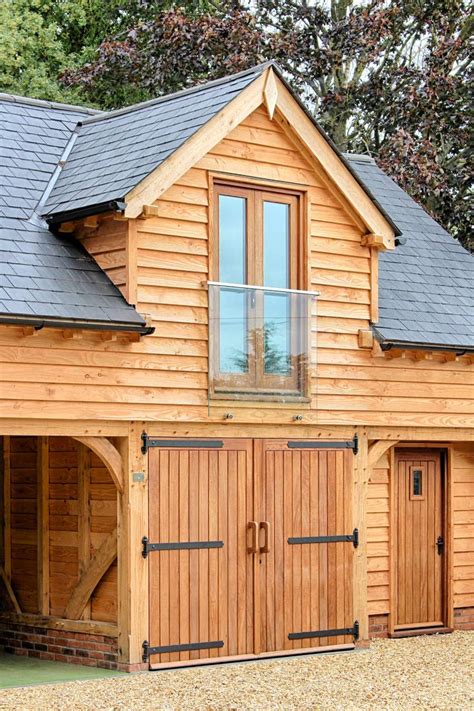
[358,328,374,349]
[361,233,390,250]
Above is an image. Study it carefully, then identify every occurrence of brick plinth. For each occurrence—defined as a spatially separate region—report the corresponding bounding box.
[369,614,389,638]
[0,621,118,669]
[454,607,474,631]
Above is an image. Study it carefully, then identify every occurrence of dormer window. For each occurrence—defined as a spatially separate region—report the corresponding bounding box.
[209,181,315,400]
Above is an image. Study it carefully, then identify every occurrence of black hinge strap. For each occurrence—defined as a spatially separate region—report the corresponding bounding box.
[141,433,224,453]
[288,528,359,548]
[142,537,223,558]
[289,621,359,642]
[143,640,224,661]
[287,435,358,453]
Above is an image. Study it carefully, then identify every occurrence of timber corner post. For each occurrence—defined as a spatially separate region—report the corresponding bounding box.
[117,423,149,671]
[353,427,369,646]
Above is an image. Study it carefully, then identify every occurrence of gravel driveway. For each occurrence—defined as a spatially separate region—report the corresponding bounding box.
[0,631,472,710]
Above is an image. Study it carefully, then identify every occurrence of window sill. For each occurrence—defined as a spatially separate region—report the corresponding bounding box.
[210,391,311,405]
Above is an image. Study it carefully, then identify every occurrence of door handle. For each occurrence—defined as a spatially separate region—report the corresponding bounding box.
[260,521,271,554]
[247,521,259,554]
[436,536,444,555]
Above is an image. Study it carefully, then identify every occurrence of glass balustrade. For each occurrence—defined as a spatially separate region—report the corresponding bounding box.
[208,282,317,401]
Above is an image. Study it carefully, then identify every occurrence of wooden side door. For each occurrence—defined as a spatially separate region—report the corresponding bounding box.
[256,440,356,653]
[394,450,444,629]
[147,439,255,667]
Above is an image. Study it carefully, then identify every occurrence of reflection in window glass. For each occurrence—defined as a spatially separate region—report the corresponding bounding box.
[219,195,246,283]
[413,469,422,497]
[264,201,289,288]
[264,292,291,375]
[219,289,248,373]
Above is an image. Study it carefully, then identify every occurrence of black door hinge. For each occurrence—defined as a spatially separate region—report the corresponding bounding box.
[141,432,224,454]
[287,434,358,453]
[288,528,359,548]
[289,620,359,642]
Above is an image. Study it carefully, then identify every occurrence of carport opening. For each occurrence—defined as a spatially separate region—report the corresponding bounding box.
[0,435,119,670]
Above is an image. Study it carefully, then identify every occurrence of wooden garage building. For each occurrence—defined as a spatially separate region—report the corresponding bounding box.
[0,63,472,671]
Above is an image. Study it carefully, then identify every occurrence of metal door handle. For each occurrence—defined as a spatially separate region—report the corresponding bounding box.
[436,536,444,555]
[247,521,259,554]
[260,521,271,554]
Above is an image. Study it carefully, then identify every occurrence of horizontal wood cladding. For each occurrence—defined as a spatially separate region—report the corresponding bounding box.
[0,105,471,426]
[367,453,390,615]
[452,443,474,610]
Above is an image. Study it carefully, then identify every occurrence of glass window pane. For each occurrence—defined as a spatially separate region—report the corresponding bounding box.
[219,195,246,283]
[413,469,422,496]
[219,289,248,373]
[264,201,289,288]
[264,292,291,375]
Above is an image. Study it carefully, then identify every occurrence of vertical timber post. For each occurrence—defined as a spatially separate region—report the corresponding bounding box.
[37,436,49,615]
[353,427,369,645]
[117,423,149,670]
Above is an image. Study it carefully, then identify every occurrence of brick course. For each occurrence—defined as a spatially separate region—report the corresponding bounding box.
[454,607,474,631]
[0,622,118,670]
[369,614,389,638]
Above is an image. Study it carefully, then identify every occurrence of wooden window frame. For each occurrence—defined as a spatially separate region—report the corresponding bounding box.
[209,178,310,401]
[409,464,426,501]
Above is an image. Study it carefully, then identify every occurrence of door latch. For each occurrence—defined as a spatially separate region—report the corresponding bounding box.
[436,536,444,555]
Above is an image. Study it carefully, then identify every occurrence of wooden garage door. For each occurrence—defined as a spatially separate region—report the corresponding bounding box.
[257,440,356,653]
[147,439,255,667]
[146,438,356,667]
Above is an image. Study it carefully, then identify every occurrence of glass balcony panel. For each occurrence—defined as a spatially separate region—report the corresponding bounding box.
[209,283,316,401]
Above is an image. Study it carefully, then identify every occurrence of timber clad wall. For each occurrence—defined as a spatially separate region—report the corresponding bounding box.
[367,453,390,617]
[2,437,117,623]
[0,107,471,426]
[78,218,128,299]
[453,444,474,610]
[10,437,37,613]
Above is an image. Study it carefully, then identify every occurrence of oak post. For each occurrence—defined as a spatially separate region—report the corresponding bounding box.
[78,443,91,619]
[37,436,49,615]
[353,427,369,644]
[117,423,149,668]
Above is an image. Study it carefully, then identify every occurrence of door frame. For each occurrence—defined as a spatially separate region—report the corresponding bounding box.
[388,445,453,635]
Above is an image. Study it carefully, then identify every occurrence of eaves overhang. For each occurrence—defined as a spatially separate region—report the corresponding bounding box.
[0,314,154,336]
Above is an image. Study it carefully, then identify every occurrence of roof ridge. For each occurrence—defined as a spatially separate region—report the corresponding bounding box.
[0,92,101,115]
[344,152,376,164]
[80,60,276,126]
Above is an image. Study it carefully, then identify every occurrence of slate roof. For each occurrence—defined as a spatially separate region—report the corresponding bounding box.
[346,154,474,351]
[42,64,269,218]
[0,66,472,348]
[0,94,148,331]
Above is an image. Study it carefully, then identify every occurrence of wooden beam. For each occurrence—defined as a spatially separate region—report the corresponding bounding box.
[83,215,99,229]
[368,440,398,469]
[77,443,91,620]
[0,611,117,637]
[65,527,117,620]
[117,425,149,667]
[370,247,379,323]
[37,437,49,615]
[273,75,395,246]
[361,234,386,249]
[353,428,369,644]
[3,436,11,580]
[124,71,267,217]
[73,436,124,494]
[0,567,21,614]
[58,221,75,233]
[126,219,138,305]
[358,329,374,349]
